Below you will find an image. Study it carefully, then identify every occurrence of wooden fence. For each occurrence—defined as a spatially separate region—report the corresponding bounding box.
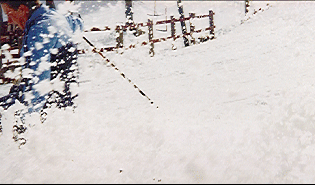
[1,10,215,59]
[0,1,274,86]
[0,58,21,84]
[81,10,215,56]
[0,10,215,84]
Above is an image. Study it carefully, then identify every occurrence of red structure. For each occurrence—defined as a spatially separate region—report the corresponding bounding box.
[0,21,24,50]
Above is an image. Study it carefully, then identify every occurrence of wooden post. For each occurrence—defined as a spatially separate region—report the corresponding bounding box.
[170,15,176,50]
[0,5,2,34]
[148,19,154,57]
[116,25,123,48]
[189,13,195,45]
[0,6,3,68]
[245,0,250,15]
[209,10,215,40]
[165,7,167,31]
[170,16,176,39]
[125,0,134,28]
[8,24,13,45]
[177,0,189,47]
[17,30,23,50]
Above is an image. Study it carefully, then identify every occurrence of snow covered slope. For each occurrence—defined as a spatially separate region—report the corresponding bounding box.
[1,1,315,183]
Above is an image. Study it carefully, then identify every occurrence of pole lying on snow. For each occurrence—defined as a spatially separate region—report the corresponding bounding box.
[82,36,158,108]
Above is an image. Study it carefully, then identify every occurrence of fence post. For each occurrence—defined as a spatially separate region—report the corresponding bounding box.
[125,0,134,28]
[116,25,123,48]
[170,15,177,50]
[177,0,189,47]
[148,19,154,57]
[0,6,3,68]
[189,12,195,45]
[171,16,176,39]
[209,10,215,40]
[245,0,250,15]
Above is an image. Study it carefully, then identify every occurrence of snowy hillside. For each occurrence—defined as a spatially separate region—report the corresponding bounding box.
[2,1,315,183]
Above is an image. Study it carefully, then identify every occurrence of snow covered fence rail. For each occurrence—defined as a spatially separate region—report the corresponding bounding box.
[81,11,215,56]
[84,26,111,32]
[1,11,216,80]
[1,10,216,79]
[0,47,21,84]
[0,53,19,59]
[0,61,21,85]
[0,59,21,85]
[84,12,214,33]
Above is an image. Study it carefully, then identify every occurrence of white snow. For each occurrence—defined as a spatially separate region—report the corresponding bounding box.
[1,1,315,183]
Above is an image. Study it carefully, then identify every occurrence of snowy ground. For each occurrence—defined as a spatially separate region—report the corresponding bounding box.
[1,1,315,183]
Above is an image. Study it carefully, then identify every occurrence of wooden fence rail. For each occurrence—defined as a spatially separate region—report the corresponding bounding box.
[84,12,214,33]
[82,11,215,56]
[0,2,273,85]
[1,11,215,58]
[1,11,215,82]
[0,60,21,84]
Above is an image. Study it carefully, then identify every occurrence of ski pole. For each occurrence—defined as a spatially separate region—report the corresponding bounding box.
[82,36,158,108]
